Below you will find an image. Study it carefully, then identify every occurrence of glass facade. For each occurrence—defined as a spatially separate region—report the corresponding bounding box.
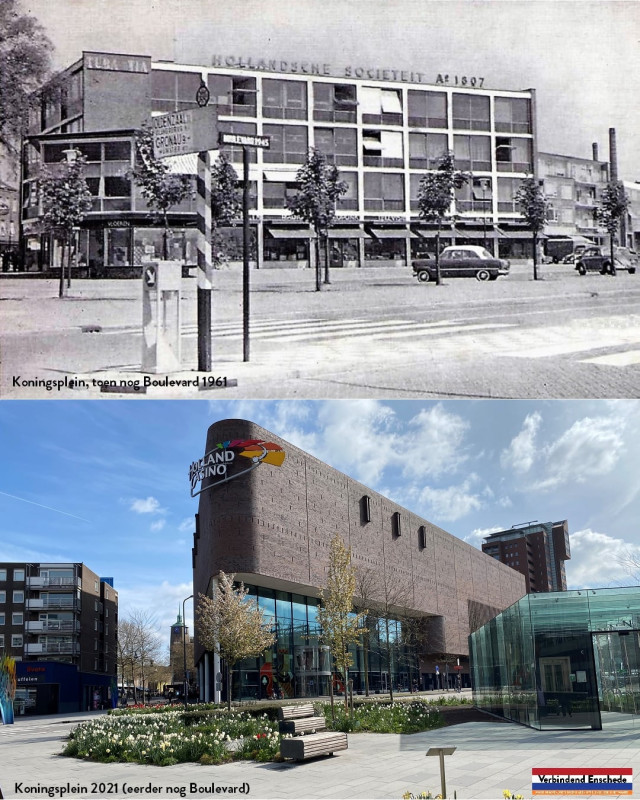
[470,587,640,731]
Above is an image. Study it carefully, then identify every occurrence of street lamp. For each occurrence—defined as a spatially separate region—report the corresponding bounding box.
[477,178,491,250]
[183,594,193,709]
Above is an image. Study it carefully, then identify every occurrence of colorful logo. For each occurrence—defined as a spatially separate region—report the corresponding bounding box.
[189,439,285,497]
[532,768,632,796]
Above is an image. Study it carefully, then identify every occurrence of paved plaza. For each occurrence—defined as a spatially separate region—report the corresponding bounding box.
[1,705,638,800]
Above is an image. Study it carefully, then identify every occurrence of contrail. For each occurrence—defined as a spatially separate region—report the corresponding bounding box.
[0,490,91,523]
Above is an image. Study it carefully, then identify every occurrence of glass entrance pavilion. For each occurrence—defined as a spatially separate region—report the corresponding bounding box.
[469,587,640,730]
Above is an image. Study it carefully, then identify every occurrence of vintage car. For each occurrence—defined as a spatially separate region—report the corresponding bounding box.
[412,245,510,282]
[575,246,638,275]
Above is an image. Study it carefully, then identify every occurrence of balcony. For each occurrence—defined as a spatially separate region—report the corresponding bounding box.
[25,620,80,633]
[26,576,79,589]
[25,641,79,655]
[26,597,79,610]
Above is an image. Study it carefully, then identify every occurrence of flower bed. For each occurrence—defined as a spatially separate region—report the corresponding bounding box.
[319,699,445,733]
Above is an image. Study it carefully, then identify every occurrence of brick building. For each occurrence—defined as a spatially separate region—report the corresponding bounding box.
[0,562,118,714]
[481,520,571,593]
[191,419,526,703]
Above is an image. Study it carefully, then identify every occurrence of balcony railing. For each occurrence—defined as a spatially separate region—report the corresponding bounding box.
[25,641,79,655]
[25,620,80,633]
[27,576,78,589]
[26,597,79,610]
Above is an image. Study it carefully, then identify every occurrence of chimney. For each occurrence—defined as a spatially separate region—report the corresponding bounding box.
[592,142,599,162]
[609,127,618,183]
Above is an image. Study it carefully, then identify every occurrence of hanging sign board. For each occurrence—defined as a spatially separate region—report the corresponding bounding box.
[152,105,218,159]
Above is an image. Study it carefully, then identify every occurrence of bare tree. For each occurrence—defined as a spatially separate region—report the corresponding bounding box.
[117,610,163,704]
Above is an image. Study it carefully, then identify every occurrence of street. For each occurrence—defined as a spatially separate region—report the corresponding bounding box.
[2,262,640,398]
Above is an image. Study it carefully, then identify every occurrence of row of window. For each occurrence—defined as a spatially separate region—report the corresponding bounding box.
[0,634,22,648]
[0,569,25,581]
[0,613,24,625]
[361,497,429,549]
[0,591,23,602]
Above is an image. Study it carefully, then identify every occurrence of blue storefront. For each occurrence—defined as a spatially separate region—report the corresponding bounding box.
[15,661,117,715]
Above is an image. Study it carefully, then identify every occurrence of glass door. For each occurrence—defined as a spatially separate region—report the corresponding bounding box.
[593,630,640,729]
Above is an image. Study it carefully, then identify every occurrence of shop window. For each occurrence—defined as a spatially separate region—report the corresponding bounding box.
[453,135,491,172]
[262,79,307,120]
[361,495,372,523]
[263,125,308,164]
[362,130,403,168]
[495,96,531,134]
[314,127,357,166]
[452,93,490,131]
[313,82,357,123]
[106,227,131,266]
[151,69,201,112]
[363,172,404,211]
[365,233,407,262]
[218,120,258,163]
[207,74,257,117]
[408,132,448,169]
[13,569,24,582]
[407,90,447,128]
[264,233,309,263]
[496,137,532,173]
[360,87,403,125]
[392,512,402,537]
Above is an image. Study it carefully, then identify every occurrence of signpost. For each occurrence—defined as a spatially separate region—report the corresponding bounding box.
[219,132,270,362]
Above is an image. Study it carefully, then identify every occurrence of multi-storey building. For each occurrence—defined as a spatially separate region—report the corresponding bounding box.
[622,180,640,251]
[21,50,539,274]
[481,520,571,593]
[0,562,118,714]
[191,419,526,703]
[0,143,19,270]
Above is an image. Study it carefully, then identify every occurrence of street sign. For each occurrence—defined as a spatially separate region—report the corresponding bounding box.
[152,105,218,159]
[219,132,270,149]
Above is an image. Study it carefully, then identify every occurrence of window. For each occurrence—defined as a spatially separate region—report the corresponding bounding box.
[262,79,307,120]
[0,613,4,625]
[207,74,257,117]
[497,177,522,212]
[0,591,5,603]
[392,511,402,537]
[12,591,24,603]
[104,141,131,161]
[337,172,359,210]
[218,121,258,163]
[495,97,531,134]
[496,137,532,173]
[94,600,98,612]
[361,495,372,523]
[452,93,490,131]
[262,176,300,209]
[11,635,22,648]
[151,69,201,112]
[362,130,403,168]
[263,125,308,164]
[313,83,357,123]
[455,178,493,214]
[453,135,491,171]
[363,172,404,211]
[407,90,447,128]
[314,127,357,166]
[408,132,448,169]
[12,613,23,626]
[418,525,426,549]
[13,569,25,582]
[360,87,403,125]
[0,570,5,581]
[0,635,3,648]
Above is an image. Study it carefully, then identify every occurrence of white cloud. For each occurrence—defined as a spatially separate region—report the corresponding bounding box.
[500,411,542,474]
[130,496,164,514]
[178,517,194,533]
[417,476,484,522]
[464,525,504,547]
[533,416,626,491]
[117,580,195,654]
[150,519,166,532]
[567,528,640,588]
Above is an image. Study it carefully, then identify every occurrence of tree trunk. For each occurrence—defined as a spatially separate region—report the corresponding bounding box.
[363,631,370,697]
[67,230,75,289]
[323,234,331,285]
[610,233,617,276]
[329,671,335,722]
[226,664,232,712]
[435,227,442,286]
[58,238,66,298]
[385,617,394,704]
[314,231,322,291]
[163,213,169,260]
[532,232,538,281]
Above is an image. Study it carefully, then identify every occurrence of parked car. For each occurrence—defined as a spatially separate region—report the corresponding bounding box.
[562,244,589,264]
[575,245,638,275]
[412,245,510,282]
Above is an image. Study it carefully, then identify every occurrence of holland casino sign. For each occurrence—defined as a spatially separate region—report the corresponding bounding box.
[189,439,285,497]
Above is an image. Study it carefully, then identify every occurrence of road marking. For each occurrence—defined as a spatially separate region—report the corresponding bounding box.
[581,350,640,366]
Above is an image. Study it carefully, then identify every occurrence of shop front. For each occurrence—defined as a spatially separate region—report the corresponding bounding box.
[15,661,115,715]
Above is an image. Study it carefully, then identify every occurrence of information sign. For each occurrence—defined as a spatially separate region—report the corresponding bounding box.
[219,132,270,149]
[152,105,218,159]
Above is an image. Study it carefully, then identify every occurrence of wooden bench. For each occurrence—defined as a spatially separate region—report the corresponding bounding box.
[278,704,348,761]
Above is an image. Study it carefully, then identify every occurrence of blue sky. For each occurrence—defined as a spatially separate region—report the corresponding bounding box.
[21,0,640,178]
[1,399,639,656]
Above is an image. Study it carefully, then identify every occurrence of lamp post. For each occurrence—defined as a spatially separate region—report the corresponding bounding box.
[477,178,491,250]
[183,594,193,709]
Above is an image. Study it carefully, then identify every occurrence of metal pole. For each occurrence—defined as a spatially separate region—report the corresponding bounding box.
[197,151,212,371]
[183,594,193,709]
[439,750,447,799]
[242,146,250,362]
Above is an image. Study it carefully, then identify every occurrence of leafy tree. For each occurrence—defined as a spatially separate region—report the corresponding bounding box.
[38,153,92,297]
[0,0,53,153]
[416,152,468,285]
[596,180,630,276]
[196,572,275,711]
[317,533,367,712]
[129,125,192,259]
[210,153,242,262]
[288,148,348,290]
[514,176,550,281]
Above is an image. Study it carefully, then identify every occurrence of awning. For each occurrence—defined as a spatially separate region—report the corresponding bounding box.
[263,170,300,183]
[369,228,417,239]
[451,227,472,239]
[266,227,314,239]
[495,227,545,239]
[327,228,370,239]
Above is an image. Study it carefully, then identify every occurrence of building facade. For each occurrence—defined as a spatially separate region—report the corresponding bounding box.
[470,586,640,731]
[481,520,570,593]
[191,419,526,703]
[21,50,540,274]
[0,562,118,714]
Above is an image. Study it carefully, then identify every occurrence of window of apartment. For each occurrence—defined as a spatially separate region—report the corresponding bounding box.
[363,172,404,211]
[0,591,5,603]
[452,93,490,131]
[0,569,6,581]
[262,125,308,164]
[497,177,522,212]
[12,591,24,603]
[94,580,99,592]
[151,69,201,113]
[455,178,493,214]
[407,90,447,128]
[94,640,98,651]
[13,569,25,582]
[94,620,98,631]
[362,130,403,168]
[314,127,357,166]
[0,613,4,626]
[494,97,531,134]
[60,71,83,121]
[408,132,448,169]
[207,74,257,117]
[104,141,131,161]
[0,635,3,648]
[360,87,403,125]
[218,121,258,163]
[262,176,300,209]
[496,137,532,173]
[453,135,491,171]
[11,635,22,648]
[337,172,359,210]
[313,82,357,123]
[392,511,402,537]
[262,79,307,120]
[12,613,23,626]
[94,600,98,612]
